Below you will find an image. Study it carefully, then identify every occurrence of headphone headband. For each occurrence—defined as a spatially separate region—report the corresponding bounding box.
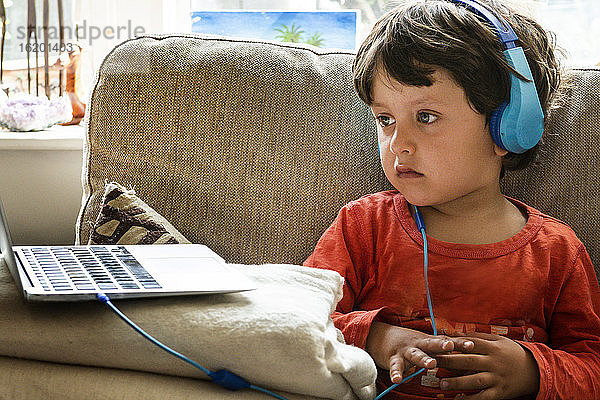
[449,0,518,47]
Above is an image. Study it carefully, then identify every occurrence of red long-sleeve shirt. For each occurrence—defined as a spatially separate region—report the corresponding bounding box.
[303,191,600,400]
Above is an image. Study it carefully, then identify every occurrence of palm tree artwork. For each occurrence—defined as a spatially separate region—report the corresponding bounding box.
[274,23,304,43]
[274,23,325,48]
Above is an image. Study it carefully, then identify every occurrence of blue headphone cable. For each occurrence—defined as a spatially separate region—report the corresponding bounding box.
[96,292,289,400]
[374,205,437,400]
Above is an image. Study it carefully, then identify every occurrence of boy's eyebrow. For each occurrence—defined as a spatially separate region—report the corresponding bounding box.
[370,101,387,108]
[371,98,446,108]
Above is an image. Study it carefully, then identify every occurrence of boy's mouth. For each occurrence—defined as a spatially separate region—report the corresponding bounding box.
[395,165,424,178]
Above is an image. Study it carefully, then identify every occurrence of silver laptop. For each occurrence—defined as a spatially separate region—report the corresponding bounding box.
[0,198,256,301]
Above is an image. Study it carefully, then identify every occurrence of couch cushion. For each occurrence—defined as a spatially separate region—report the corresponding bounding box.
[77,34,391,265]
[501,68,600,276]
[0,356,315,400]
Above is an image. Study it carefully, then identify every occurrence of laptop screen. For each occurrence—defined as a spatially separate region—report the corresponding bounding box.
[0,198,24,291]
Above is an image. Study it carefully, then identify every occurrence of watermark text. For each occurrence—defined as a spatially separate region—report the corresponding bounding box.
[16,20,146,47]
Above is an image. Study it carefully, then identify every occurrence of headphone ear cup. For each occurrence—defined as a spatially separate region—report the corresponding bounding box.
[489,101,508,151]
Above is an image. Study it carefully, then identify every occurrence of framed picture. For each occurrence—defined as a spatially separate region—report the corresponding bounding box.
[191,10,359,51]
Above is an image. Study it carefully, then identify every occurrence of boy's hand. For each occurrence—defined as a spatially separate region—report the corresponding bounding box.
[434,332,540,399]
[366,321,475,383]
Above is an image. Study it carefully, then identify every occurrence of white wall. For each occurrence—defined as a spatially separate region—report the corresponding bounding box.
[0,129,84,246]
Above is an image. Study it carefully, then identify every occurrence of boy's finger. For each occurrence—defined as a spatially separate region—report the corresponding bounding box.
[435,353,489,371]
[389,353,405,383]
[457,338,475,351]
[402,346,437,370]
[441,336,492,354]
[452,331,500,341]
[424,335,476,352]
[416,336,456,353]
[439,371,493,392]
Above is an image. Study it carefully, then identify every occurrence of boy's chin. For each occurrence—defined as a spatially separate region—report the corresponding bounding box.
[397,191,432,207]
[386,180,432,207]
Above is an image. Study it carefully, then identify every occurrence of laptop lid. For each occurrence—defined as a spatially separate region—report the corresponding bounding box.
[0,198,26,293]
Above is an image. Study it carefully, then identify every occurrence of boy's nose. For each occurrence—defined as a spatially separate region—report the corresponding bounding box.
[389,127,416,155]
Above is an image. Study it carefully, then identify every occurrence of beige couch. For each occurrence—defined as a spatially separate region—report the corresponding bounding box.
[1,34,599,399]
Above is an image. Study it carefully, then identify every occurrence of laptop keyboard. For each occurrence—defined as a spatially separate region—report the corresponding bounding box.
[21,246,161,292]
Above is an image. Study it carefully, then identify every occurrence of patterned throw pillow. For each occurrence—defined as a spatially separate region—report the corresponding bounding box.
[88,182,191,245]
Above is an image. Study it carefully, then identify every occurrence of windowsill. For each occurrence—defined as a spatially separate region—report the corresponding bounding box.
[0,124,85,151]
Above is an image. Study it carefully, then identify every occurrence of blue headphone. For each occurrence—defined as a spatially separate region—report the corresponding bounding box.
[449,0,544,154]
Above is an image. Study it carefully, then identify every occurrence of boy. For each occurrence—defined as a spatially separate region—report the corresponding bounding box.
[303,0,600,399]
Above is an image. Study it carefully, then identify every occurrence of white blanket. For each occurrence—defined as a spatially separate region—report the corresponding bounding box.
[0,260,377,400]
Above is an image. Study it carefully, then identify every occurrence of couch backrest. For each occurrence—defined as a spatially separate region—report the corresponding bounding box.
[501,68,600,276]
[77,34,600,277]
[76,34,392,264]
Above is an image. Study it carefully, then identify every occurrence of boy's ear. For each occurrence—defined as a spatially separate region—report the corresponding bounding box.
[494,144,509,157]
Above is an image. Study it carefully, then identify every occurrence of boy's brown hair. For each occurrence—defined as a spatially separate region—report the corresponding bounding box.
[353,0,563,177]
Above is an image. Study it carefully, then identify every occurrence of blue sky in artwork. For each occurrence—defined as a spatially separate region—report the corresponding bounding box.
[191,11,357,50]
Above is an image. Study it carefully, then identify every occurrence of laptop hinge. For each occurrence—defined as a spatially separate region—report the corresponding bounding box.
[14,251,35,287]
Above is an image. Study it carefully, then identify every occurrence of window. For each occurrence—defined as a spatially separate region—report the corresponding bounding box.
[1,0,75,95]
[3,0,74,65]
[532,0,600,66]
[0,0,158,100]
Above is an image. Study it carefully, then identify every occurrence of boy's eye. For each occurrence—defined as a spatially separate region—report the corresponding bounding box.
[375,115,395,128]
[417,112,438,124]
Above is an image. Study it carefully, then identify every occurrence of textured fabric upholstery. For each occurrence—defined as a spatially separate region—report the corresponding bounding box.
[77,33,599,276]
[77,34,392,265]
[501,69,600,276]
[0,357,313,400]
